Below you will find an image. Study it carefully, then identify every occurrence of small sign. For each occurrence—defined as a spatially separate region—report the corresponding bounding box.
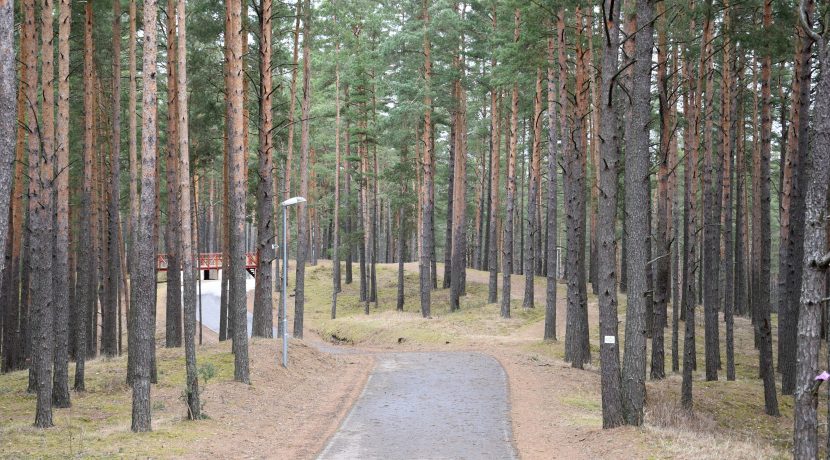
[604,335,616,345]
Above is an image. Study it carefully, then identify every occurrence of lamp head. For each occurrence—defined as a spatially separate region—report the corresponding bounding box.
[281,196,307,207]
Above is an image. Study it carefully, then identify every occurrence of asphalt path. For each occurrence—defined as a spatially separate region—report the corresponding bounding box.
[318,352,516,460]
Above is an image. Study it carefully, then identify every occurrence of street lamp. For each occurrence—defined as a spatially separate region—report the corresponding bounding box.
[280,196,306,367]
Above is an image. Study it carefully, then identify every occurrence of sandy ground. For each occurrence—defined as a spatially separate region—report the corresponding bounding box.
[155,281,375,460]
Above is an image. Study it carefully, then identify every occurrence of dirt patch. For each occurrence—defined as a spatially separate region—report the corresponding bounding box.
[185,339,373,459]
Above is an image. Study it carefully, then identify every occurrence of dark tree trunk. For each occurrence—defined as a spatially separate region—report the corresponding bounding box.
[253,0,275,338]
[443,122,454,290]
[754,0,779,416]
[501,10,520,320]
[523,68,541,310]
[165,0,182,349]
[597,0,624,428]
[544,27,558,342]
[793,5,826,455]
[778,10,812,395]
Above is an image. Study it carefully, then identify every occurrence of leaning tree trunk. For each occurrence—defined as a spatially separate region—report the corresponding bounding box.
[131,0,159,432]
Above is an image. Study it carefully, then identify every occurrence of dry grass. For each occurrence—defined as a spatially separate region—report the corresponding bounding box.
[300,261,794,459]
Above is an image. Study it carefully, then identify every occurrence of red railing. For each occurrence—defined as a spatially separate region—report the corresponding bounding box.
[156,252,259,272]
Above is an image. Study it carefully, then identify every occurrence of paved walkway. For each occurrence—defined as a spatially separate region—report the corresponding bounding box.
[318,352,516,460]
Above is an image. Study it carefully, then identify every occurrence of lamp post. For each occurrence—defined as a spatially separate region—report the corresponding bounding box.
[280,196,306,367]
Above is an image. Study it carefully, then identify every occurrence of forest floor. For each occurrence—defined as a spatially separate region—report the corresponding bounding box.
[0,282,373,459]
[304,260,798,460]
[0,261,806,459]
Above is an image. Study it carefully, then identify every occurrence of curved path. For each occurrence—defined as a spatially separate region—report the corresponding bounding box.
[318,352,516,460]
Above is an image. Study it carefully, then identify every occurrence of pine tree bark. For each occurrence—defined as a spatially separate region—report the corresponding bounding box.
[523,65,541,310]
[700,2,720,382]
[564,8,590,369]
[778,5,812,395]
[164,0,182,349]
[597,0,624,427]
[681,13,700,408]
[294,0,311,338]
[651,0,671,381]
[621,0,653,426]
[125,0,139,380]
[754,0,779,416]
[443,122,454,290]
[51,0,72,409]
[0,0,14,289]
[794,4,827,455]
[32,0,56,427]
[103,0,122,358]
[544,24,558,342]
[176,0,201,418]
[253,0,275,337]
[227,0,251,380]
[131,0,159,432]
[419,0,433,318]
[331,30,341,317]
[450,23,467,312]
[721,3,737,382]
[487,18,500,304]
[500,9,520,320]
[76,1,95,392]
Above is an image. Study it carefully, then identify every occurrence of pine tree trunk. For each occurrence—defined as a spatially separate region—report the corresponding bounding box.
[0,0,14,292]
[227,0,250,380]
[131,0,159,431]
[681,18,700,408]
[754,0,779,416]
[487,30,500,303]
[125,0,139,382]
[700,4,721,382]
[450,26,467,311]
[722,5,737,381]
[51,0,72,408]
[544,26,558,342]
[621,0,653,426]
[443,121,454,290]
[331,32,341,318]
[523,66,541,310]
[293,0,312,338]
[651,1,670,381]
[501,9,520,320]
[284,0,301,202]
[778,6,812,395]
[164,0,182,349]
[564,8,590,369]
[253,0,275,338]
[793,6,827,455]
[31,0,56,427]
[176,0,201,418]
[76,2,96,392]
[419,0,433,318]
[597,0,624,427]
[102,0,122,358]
